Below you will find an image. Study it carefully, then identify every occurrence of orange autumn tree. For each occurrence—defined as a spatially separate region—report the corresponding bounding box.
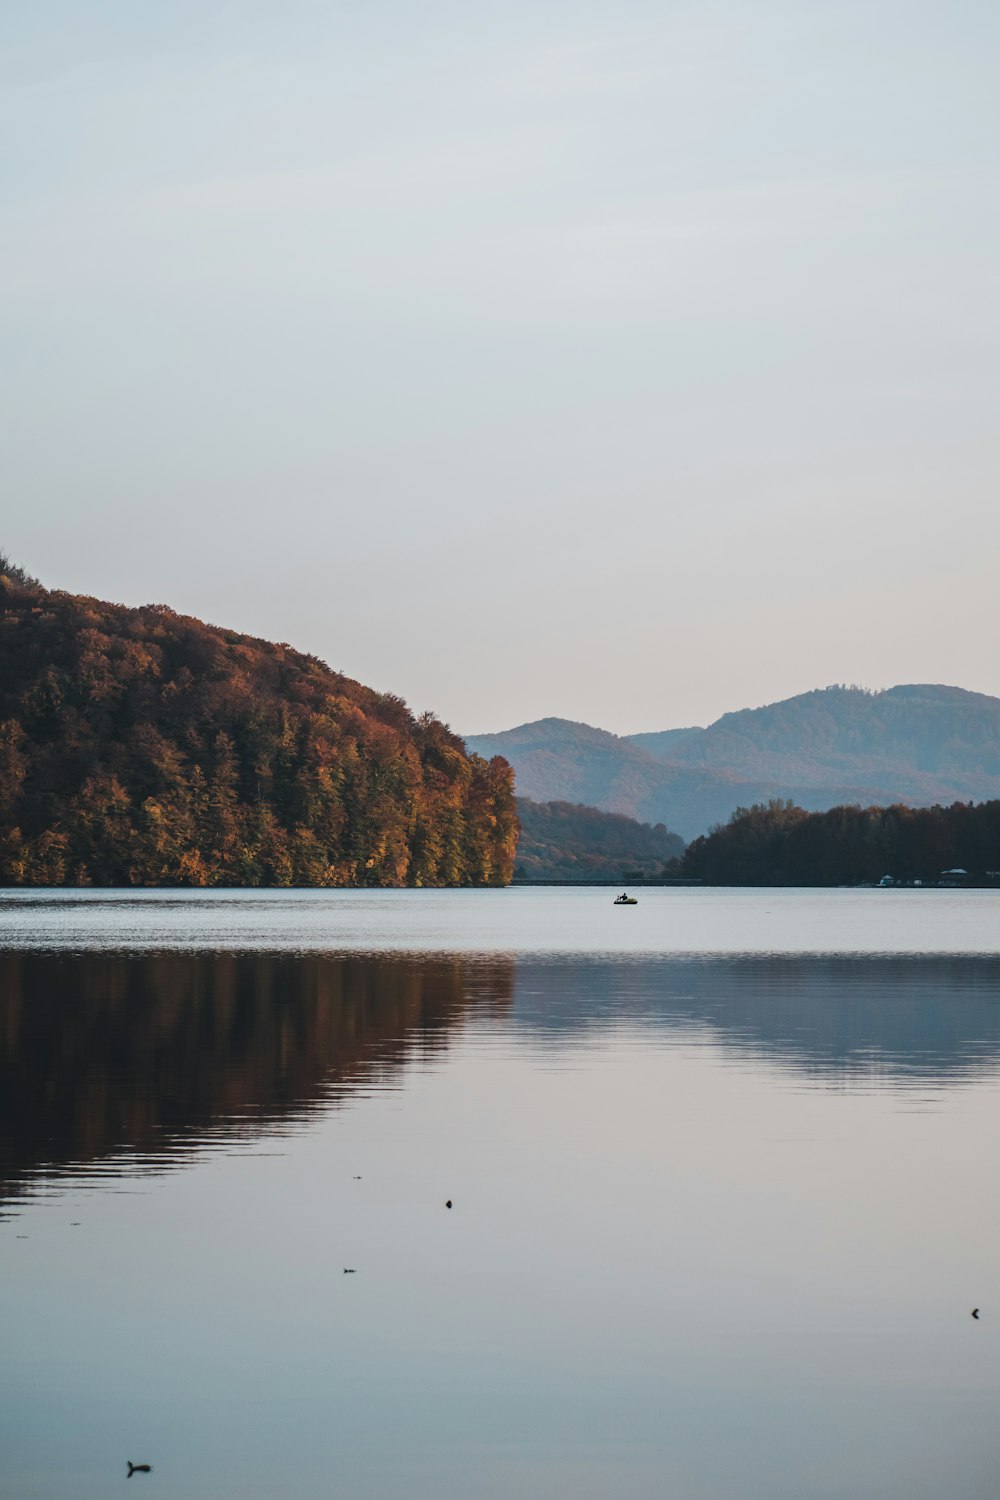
[0,564,517,888]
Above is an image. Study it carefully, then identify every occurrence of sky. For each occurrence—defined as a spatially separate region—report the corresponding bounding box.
[3,0,998,735]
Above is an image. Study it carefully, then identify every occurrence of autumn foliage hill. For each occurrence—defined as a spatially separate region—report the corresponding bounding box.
[0,569,517,887]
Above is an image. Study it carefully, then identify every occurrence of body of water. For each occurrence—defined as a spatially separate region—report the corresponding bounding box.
[2,888,999,1498]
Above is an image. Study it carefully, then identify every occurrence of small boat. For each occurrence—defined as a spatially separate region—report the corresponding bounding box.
[614,893,638,905]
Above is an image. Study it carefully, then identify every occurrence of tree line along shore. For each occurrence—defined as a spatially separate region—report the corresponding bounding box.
[678,799,1000,887]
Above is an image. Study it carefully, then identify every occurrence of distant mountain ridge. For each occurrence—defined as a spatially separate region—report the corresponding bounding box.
[466,685,1000,841]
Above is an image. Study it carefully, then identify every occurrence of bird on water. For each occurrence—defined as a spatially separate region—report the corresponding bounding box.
[972,1308,980,1319]
[127,1462,152,1476]
[446,1200,453,1209]
[344,1267,356,1274]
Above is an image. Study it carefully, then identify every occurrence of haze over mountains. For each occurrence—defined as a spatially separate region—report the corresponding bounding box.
[467,686,1000,842]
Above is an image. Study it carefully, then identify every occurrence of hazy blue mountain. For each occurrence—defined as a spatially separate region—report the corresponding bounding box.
[629,725,703,756]
[629,685,1000,783]
[466,718,795,839]
[467,685,1000,840]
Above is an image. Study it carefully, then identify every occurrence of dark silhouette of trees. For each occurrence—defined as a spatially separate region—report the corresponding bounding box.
[682,798,1000,885]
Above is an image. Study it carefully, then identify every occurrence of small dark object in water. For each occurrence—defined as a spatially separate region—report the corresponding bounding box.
[445,1200,452,1209]
[353,1175,362,1180]
[972,1308,980,1319]
[70,1221,81,1226]
[16,1234,27,1239]
[127,1462,152,1476]
[343,1267,356,1274]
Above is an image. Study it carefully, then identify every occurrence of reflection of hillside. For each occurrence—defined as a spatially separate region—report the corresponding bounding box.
[510,956,1000,1083]
[5,951,998,1208]
[0,952,513,1203]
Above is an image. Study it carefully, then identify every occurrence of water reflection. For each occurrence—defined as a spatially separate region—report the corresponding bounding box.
[512,955,1000,1082]
[5,943,1000,1500]
[0,951,513,1207]
[2,951,999,1209]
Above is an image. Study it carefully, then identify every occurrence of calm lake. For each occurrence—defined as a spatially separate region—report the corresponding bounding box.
[2,887,1000,1499]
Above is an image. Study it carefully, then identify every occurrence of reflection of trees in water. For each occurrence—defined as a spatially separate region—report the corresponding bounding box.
[5,949,1000,1206]
[510,956,1000,1083]
[0,952,513,1202]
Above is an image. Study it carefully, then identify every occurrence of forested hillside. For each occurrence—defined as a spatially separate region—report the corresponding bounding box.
[682,799,1000,886]
[514,798,684,882]
[0,563,517,887]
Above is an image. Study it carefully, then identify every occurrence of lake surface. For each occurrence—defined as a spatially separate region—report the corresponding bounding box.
[2,888,1000,1499]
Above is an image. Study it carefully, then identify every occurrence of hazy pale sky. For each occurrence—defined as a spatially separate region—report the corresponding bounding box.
[3,1,998,734]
